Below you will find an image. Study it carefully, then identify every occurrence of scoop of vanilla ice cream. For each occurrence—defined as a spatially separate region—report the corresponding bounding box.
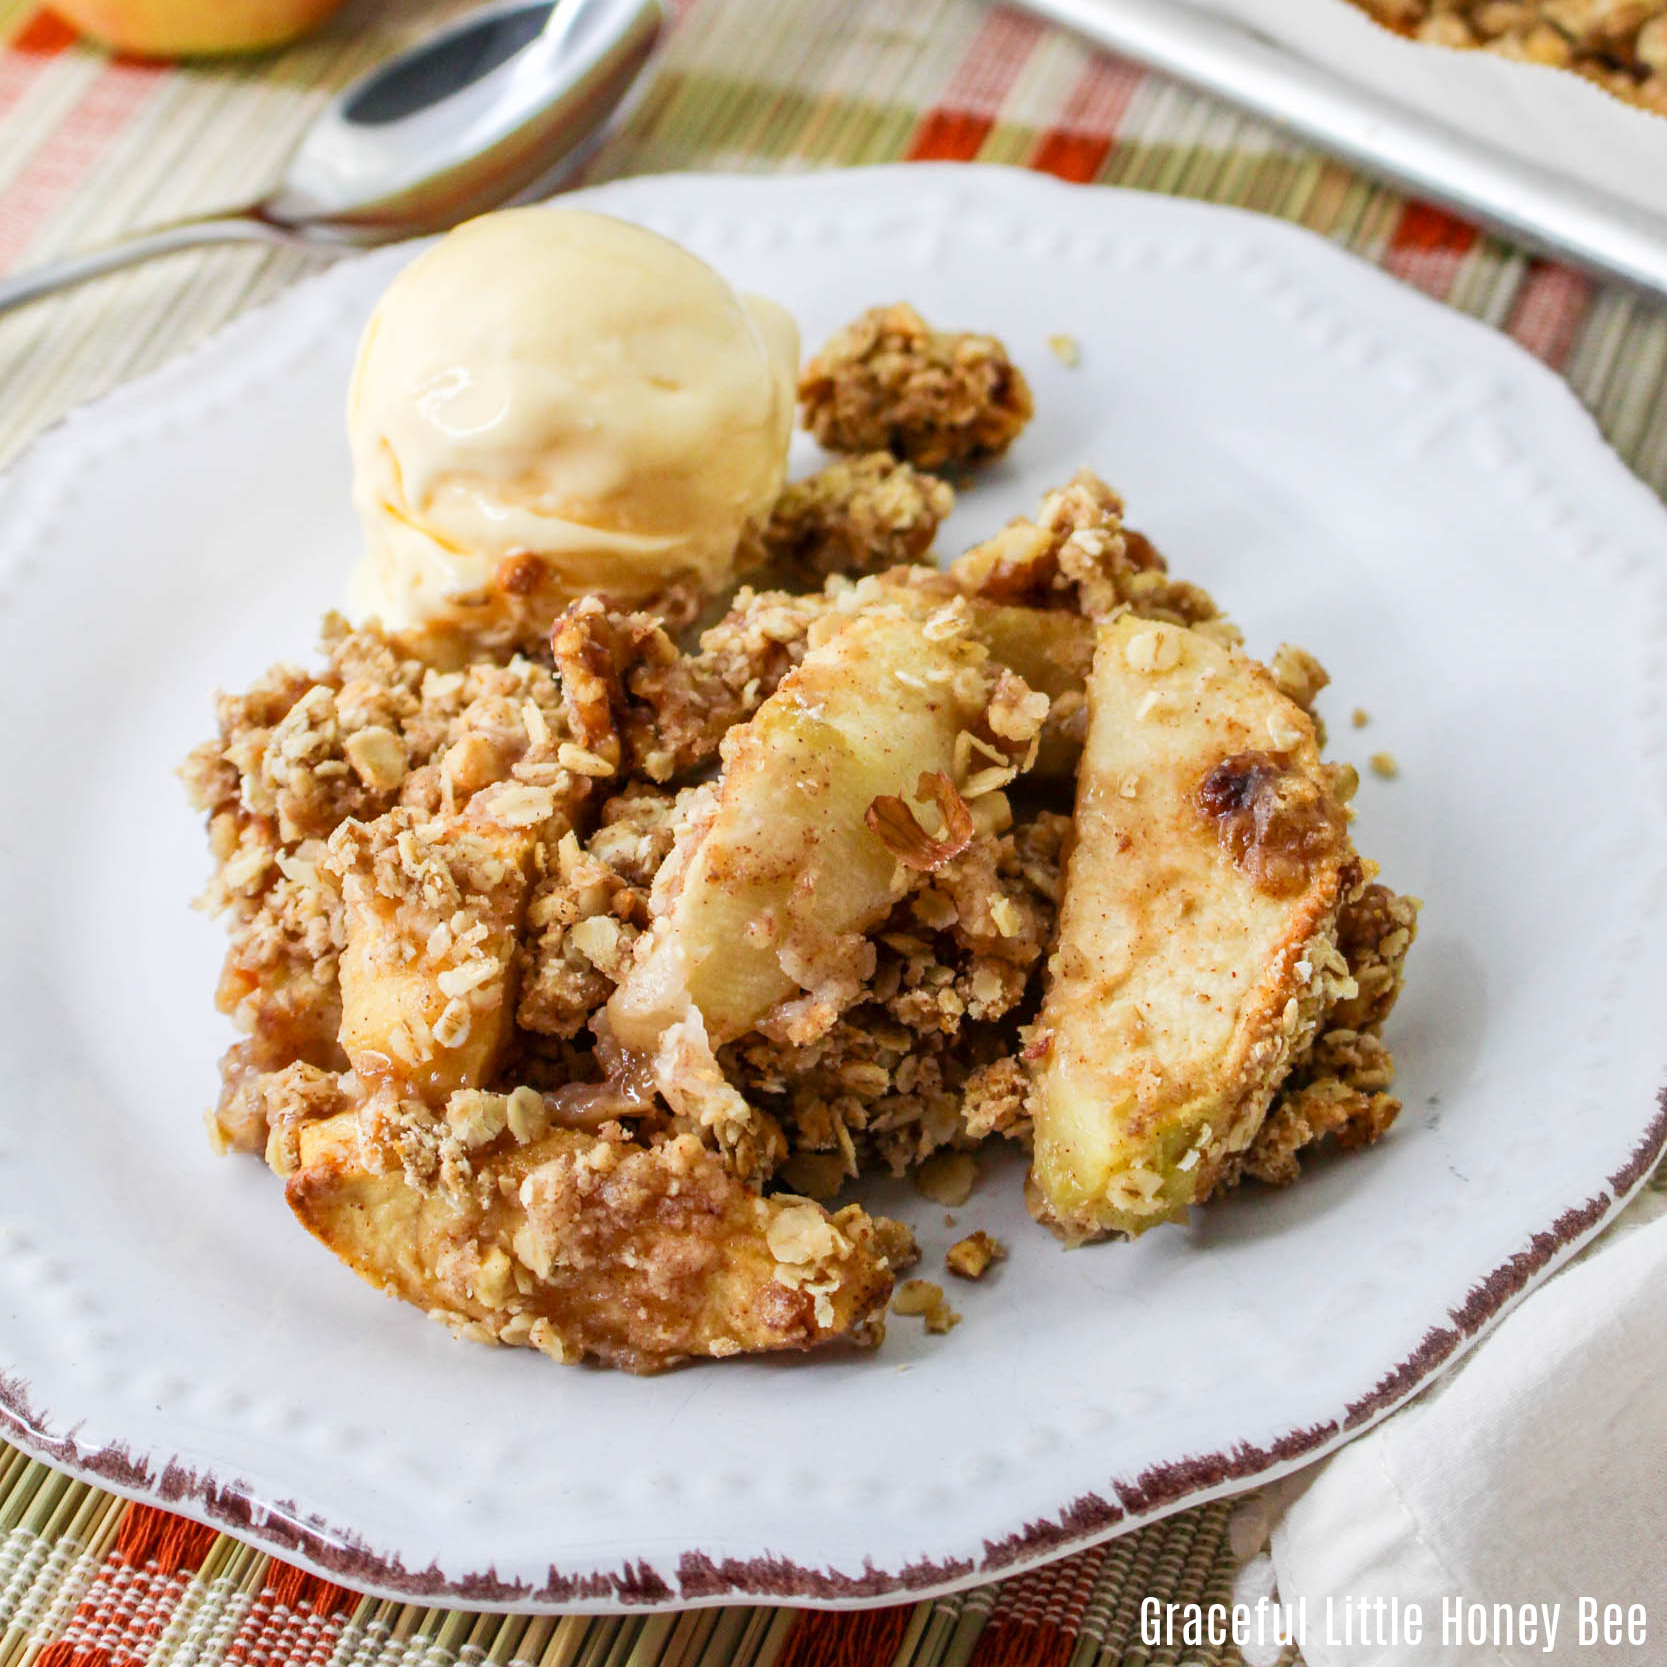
[347,207,799,633]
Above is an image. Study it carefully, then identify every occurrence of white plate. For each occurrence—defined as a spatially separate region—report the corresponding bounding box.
[1,165,1664,1611]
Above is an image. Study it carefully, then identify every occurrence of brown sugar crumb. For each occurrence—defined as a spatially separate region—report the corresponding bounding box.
[924,1298,962,1334]
[1046,333,1081,368]
[1352,707,1370,729]
[1369,751,1400,780]
[892,1277,961,1333]
[761,453,953,581]
[913,1150,979,1207]
[870,1215,921,1275]
[945,1230,1006,1281]
[799,302,1033,471]
[892,1278,944,1316]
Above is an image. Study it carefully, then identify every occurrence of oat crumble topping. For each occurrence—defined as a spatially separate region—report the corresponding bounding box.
[760,452,954,580]
[950,470,1233,636]
[799,303,1034,471]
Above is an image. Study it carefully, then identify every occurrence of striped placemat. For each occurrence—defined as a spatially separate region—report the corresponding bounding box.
[1,0,1664,1661]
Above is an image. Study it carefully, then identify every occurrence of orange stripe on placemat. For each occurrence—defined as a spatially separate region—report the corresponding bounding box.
[222,1557,355,1667]
[261,1556,355,1619]
[1380,200,1478,300]
[1507,259,1591,370]
[11,8,78,54]
[37,1503,221,1667]
[906,4,1043,161]
[110,1501,221,1575]
[777,1604,914,1667]
[1029,50,1145,182]
[0,48,166,272]
[968,1546,1102,1667]
[910,110,997,162]
[967,1620,1076,1667]
[0,9,80,126]
[1029,129,1108,183]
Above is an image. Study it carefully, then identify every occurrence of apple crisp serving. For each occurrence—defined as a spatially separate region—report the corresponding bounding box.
[184,302,1417,1373]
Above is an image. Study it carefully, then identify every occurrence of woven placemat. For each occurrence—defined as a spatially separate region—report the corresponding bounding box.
[1,0,1664,1661]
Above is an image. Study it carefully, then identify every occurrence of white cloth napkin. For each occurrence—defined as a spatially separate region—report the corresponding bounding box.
[1237,1186,1667,1667]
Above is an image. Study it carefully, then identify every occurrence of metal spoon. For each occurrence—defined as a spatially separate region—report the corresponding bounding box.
[0,0,665,318]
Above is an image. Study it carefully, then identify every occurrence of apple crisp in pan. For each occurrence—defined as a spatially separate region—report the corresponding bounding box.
[1353,0,1667,113]
[183,306,1418,1373]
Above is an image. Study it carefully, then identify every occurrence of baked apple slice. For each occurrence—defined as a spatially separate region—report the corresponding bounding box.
[608,608,1046,1049]
[1027,615,1363,1241]
[863,570,1096,779]
[327,791,553,1105]
[286,1104,898,1373]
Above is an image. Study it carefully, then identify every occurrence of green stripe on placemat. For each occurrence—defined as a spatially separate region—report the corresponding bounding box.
[3,0,1666,1663]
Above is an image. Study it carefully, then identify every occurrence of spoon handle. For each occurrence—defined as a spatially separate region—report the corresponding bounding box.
[0,211,315,320]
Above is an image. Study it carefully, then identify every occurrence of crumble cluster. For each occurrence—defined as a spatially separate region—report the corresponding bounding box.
[798,302,1035,470]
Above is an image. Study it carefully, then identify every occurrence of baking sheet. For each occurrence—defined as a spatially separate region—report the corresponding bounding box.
[1195,0,1667,217]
